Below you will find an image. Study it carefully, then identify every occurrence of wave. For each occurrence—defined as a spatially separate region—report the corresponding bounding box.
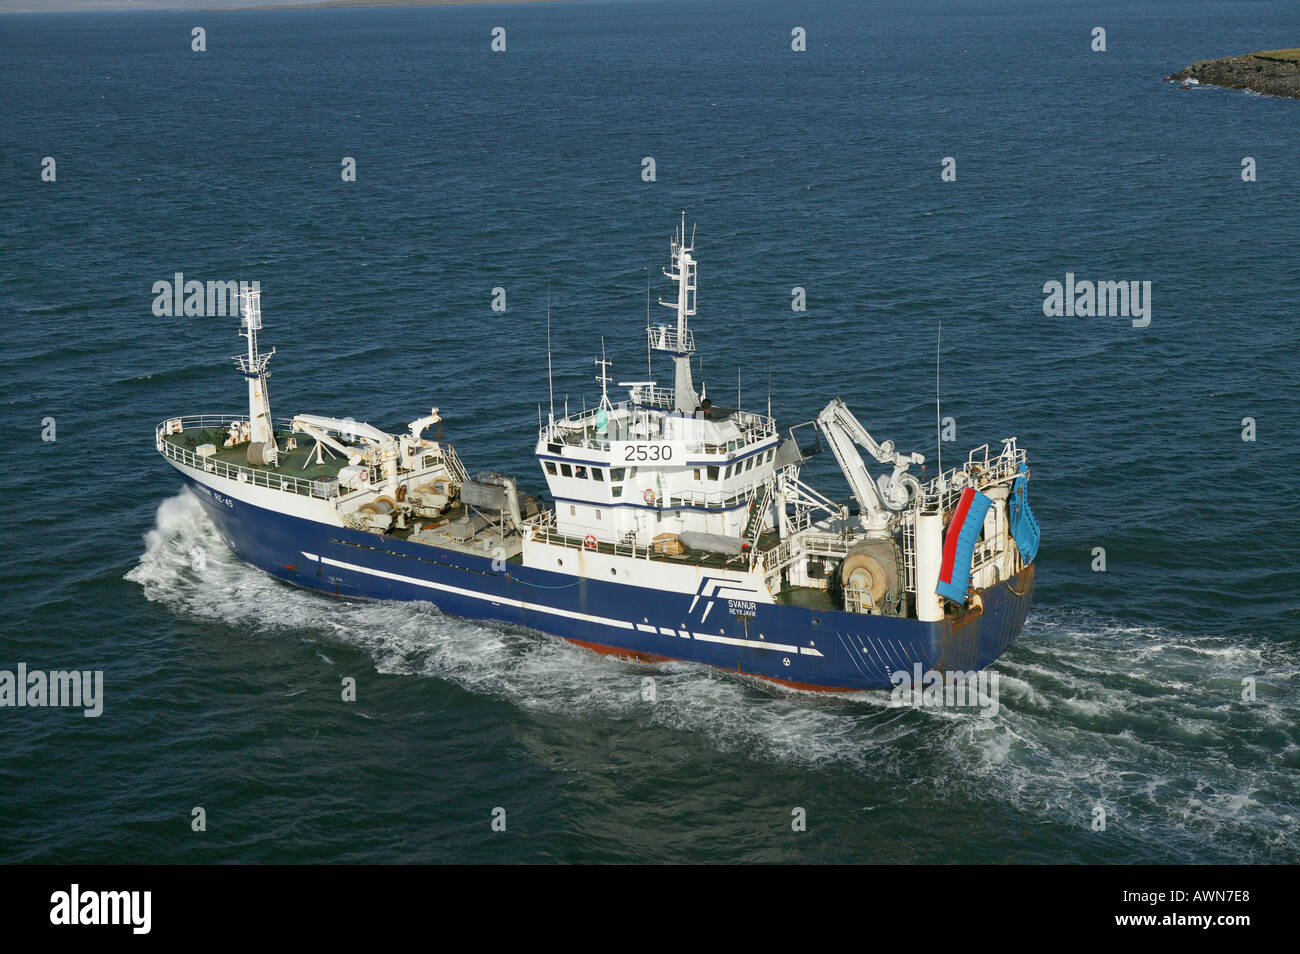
[126,491,1299,862]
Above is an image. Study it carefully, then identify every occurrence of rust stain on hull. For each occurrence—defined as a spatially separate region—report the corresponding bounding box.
[936,564,1035,674]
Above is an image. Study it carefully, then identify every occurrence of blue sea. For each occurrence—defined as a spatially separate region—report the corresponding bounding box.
[1,0,1297,864]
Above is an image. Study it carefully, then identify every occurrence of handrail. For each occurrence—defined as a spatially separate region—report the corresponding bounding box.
[918,441,1026,514]
[442,444,469,485]
[648,326,695,355]
[667,487,754,510]
[157,432,328,497]
[156,415,456,500]
[759,535,801,578]
[523,512,647,561]
[537,399,777,456]
[157,413,303,436]
[757,529,847,577]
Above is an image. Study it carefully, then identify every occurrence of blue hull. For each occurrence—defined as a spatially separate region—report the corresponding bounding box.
[184,479,1034,691]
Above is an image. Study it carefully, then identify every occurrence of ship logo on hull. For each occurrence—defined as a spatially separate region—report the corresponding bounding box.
[689,576,759,624]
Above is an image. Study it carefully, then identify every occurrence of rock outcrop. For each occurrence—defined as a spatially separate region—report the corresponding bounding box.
[1165,49,1300,99]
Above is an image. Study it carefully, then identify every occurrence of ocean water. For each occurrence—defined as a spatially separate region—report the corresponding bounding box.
[1,0,1297,864]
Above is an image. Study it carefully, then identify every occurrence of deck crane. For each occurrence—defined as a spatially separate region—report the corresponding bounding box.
[815,398,925,534]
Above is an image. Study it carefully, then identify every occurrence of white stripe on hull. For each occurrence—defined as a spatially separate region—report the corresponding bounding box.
[302,552,822,658]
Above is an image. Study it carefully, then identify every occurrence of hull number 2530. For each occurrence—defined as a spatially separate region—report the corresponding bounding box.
[612,442,682,463]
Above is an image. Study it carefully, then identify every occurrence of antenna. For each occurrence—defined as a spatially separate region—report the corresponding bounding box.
[547,281,555,424]
[645,256,652,379]
[936,321,943,483]
[767,369,772,420]
[737,366,741,410]
[596,337,613,409]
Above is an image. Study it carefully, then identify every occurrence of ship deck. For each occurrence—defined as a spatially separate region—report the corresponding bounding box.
[164,425,352,483]
[776,586,838,613]
[164,425,840,607]
[529,518,782,567]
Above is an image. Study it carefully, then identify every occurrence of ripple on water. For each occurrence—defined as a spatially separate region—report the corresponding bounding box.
[127,493,1300,862]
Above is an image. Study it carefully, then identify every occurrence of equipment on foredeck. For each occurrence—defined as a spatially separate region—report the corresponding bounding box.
[815,398,924,532]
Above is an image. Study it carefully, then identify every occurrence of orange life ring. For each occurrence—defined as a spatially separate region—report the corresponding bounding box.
[643,488,656,505]
[584,534,597,549]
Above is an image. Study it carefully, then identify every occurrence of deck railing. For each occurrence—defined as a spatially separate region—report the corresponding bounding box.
[647,326,695,356]
[442,444,469,485]
[523,511,648,560]
[157,417,336,498]
[628,385,677,409]
[537,400,777,458]
[918,439,1026,515]
[156,415,457,500]
[757,529,846,578]
[666,486,755,510]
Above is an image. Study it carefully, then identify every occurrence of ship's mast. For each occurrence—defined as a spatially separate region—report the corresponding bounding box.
[595,338,613,410]
[234,287,277,465]
[653,213,699,413]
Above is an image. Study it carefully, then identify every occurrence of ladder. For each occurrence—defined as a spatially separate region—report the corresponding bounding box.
[444,444,469,485]
[743,477,774,547]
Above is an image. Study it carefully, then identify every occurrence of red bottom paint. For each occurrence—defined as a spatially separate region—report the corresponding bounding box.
[558,635,858,693]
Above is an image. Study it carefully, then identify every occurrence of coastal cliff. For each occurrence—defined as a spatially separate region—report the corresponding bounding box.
[1165,49,1300,98]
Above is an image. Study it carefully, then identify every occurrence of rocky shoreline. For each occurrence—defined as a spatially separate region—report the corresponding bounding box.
[1165,49,1300,99]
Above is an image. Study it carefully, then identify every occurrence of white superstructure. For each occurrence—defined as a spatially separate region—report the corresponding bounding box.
[532,218,781,551]
[522,219,1030,619]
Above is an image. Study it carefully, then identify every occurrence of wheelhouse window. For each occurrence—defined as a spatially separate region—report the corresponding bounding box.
[545,461,557,475]
[592,469,605,482]
[707,465,719,480]
[561,463,573,477]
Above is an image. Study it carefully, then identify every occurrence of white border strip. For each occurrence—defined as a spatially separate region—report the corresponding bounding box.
[302,552,822,658]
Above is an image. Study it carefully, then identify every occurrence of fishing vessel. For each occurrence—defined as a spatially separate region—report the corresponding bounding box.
[155,221,1039,691]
